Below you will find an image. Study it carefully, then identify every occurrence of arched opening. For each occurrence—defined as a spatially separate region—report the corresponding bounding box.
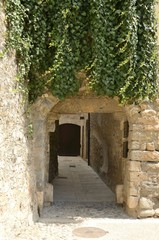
[58,124,81,156]
[31,94,131,218]
[46,110,127,206]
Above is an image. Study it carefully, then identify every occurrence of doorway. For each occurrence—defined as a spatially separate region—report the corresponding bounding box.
[58,124,81,156]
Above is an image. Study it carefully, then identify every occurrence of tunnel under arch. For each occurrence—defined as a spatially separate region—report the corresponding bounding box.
[31,93,159,218]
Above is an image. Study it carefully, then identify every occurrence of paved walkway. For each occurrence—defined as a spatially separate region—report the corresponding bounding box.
[53,156,115,203]
[13,157,159,240]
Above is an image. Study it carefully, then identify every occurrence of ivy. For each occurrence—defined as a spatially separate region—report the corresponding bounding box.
[4,0,158,103]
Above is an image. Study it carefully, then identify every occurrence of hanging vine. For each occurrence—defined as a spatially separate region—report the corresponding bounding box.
[4,0,158,103]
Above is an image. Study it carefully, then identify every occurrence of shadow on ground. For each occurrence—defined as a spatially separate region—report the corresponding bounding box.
[39,201,131,224]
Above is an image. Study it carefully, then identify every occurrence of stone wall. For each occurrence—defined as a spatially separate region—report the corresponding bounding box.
[31,94,59,210]
[0,3,37,238]
[125,102,159,217]
[90,113,125,191]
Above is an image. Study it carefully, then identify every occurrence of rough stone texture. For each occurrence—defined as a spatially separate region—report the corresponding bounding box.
[116,185,124,204]
[0,3,37,237]
[139,210,155,218]
[125,102,159,218]
[30,94,124,213]
[30,93,59,209]
[28,1,159,219]
[139,197,155,210]
[44,183,53,203]
[90,113,125,191]
[1,5,158,230]
[1,3,159,238]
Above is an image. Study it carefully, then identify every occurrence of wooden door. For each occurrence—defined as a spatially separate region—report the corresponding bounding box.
[58,124,80,156]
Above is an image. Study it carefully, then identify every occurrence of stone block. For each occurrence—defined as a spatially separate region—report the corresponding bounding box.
[44,183,53,203]
[131,124,144,131]
[127,171,141,182]
[141,162,159,172]
[129,179,141,188]
[130,150,159,162]
[115,185,124,204]
[141,109,157,117]
[140,183,159,198]
[144,125,159,131]
[128,161,141,172]
[146,142,155,151]
[139,197,155,210]
[129,141,140,150]
[126,106,141,123]
[129,132,146,141]
[155,208,159,216]
[140,143,147,151]
[139,209,155,218]
[127,196,139,209]
[127,187,139,196]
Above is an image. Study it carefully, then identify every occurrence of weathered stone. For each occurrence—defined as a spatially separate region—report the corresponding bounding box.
[139,197,155,210]
[127,196,139,209]
[141,109,157,117]
[128,161,141,172]
[116,185,124,204]
[137,110,158,125]
[125,106,141,123]
[140,103,152,111]
[0,3,37,236]
[130,150,159,162]
[144,124,159,131]
[139,209,155,218]
[140,143,147,151]
[127,172,141,182]
[130,124,143,131]
[128,179,141,188]
[129,132,146,141]
[141,182,159,198]
[1,2,159,233]
[89,113,123,189]
[37,191,44,214]
[44,183,53,203]
[129,141,140,150]
[141,162,159,173]
[146,142,155,151]
[127,187,139,196]
[155,208,159,216]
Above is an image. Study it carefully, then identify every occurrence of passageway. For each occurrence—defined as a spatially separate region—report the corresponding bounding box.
[40,156,126,224]
[53,156,115,203]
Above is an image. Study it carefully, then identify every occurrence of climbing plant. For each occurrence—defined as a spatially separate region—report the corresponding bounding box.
[4,0,158,103]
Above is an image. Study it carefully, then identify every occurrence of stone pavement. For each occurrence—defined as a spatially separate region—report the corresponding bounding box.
[53,156,115,203]
[3,157,159,240]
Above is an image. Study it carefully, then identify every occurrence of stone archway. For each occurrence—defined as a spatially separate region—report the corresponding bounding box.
[31,93,159,218]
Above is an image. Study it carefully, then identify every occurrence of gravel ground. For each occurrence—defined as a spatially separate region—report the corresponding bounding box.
[12,201,159,240]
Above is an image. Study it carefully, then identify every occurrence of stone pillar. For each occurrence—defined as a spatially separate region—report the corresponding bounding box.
[125,102,159,217]
[31,94,59,212]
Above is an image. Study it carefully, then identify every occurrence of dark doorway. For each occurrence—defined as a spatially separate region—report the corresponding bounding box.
[58,124,80,156]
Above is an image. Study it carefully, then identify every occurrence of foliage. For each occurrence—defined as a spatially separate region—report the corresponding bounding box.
[4,0,158,103]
